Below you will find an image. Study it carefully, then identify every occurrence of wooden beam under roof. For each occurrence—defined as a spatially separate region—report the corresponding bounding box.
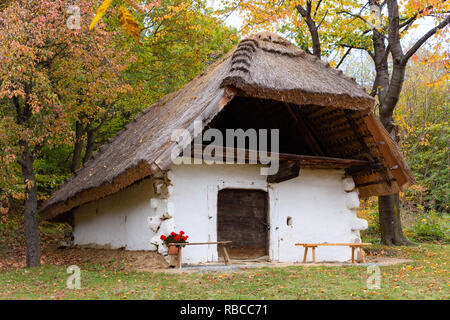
[343,109,392,187]
[284,103,326,156]
[267,160,301,183]
[188,145,370,169]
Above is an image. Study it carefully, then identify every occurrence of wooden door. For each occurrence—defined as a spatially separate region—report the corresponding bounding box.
[217,189,268,259]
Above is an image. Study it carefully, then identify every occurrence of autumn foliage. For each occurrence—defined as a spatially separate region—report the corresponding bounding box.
[0,0,236,267]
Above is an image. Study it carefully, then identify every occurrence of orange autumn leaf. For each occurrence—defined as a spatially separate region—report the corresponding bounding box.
[118,6,142,44]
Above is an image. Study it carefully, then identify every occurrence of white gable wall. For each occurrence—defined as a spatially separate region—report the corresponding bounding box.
[73,163,367,263]
[73,178,157,251]
[273,170,360,262]
[167,163,270,264]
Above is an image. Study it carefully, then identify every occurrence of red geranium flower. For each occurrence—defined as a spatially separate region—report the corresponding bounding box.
[182,236,187,241]
[170,232,176,236]
[180,231,185,235]
[174,235,181,241]
[160,235,166,240]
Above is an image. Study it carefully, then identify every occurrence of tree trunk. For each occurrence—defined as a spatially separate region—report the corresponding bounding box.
[369,12,412,245]
[71,121,84,172]
[378,65,412,246]
[20,143,40,267]
[296,2,321,58]
[83,127,95,165]
[378,194,411,245]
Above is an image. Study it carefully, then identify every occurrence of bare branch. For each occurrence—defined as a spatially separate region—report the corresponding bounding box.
[317,9,328,30]
[306,0,312,16]
[313,0,323,17]
[399,15,418,29]
[381,44,391,63]
[296,2,321,58]
[399,2,447,31]
[370,74,379,97]
[336,47,352,68]
[340,43,375,61]
[336,10,369,24]
[296,4,307,18]
[387,0,403,62]
[403,14,450,62]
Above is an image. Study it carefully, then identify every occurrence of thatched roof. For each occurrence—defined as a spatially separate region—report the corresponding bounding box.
[40,32,414,220]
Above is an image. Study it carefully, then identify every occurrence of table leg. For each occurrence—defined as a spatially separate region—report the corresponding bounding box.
[351,247,355,264]
[222,245,231,266]
[303,247,308,263]
[360,247,366,263]
[312,247,316,264]
[177,247,182,269]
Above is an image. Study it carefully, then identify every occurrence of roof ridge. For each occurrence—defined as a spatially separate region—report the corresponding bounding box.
[243,32,366,91]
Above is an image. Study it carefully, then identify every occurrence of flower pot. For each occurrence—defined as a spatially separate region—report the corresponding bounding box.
[168,245,179,255]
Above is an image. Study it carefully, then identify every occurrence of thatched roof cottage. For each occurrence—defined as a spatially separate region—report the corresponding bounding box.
[40,32,414,263]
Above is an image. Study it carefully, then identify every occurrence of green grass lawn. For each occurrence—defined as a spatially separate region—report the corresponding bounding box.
[0,243,448,300]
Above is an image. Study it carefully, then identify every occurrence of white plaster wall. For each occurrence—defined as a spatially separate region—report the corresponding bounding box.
[167,163,269,264]
[73,178,157,250]
[168,163,365,264]
[272,170,360,262]
[73,163,366,264]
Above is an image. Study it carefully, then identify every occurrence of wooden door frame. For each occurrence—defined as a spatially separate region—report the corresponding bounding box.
[206,178,279,262]
[216,186,270,258]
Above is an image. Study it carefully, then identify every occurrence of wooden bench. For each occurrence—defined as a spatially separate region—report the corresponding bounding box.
[295,243,372,264]
[168,241,232,268]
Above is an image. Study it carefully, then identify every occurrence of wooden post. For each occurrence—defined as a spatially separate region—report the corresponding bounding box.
[351,247,355,264]
[312,246,316,264]
[296,243,371,264]
[221,245,231,266]
[177,246,182,269]
[303,247,308,263]
[359,247,366,263]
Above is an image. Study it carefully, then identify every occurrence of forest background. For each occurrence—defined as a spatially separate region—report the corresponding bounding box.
[0,0,448,267]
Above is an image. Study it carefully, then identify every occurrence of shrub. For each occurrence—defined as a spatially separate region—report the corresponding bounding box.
[358,198,380,241]
[405,210,449,243]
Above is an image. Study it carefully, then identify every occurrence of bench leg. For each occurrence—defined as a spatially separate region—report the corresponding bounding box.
[351,247,355,264]
[312,247,316,264]
[359,247,366,263]
[303,247,308,263]
[177,247,182,269]
[221,245,231,266]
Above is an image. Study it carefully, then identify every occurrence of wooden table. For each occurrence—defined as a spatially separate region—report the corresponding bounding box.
[168,241,232,268]
[295,243,372,264]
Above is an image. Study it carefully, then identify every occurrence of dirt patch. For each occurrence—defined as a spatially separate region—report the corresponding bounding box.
[365,256,411,266]
[46,245,170,271]
[365,247,403,257]
[0,243,169,271]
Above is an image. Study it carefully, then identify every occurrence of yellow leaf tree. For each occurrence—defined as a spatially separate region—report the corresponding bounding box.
[223,0,449,245]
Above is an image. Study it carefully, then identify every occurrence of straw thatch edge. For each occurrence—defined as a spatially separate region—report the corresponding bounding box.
[221,79,374,111]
